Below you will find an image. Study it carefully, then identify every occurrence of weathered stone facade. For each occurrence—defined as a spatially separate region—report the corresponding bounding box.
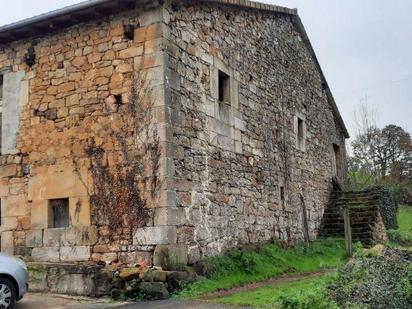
[0,0,348,267]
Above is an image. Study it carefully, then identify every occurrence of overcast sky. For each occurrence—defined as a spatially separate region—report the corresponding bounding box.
[1,0,411,138]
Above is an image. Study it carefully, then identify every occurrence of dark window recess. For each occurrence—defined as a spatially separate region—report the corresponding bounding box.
[280,186,285,201]
[333,144,342,179]
[0,112,3,154]
[25,46,36,67]
[276,129,281,140]
[114,94,122,105]
[297,117,304,150]
[124,24,135,40]
[50,198,70,228]
[218,70,231,104]
[0,74,3,100]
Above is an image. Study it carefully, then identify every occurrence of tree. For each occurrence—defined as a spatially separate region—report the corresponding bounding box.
[351,124,412,181]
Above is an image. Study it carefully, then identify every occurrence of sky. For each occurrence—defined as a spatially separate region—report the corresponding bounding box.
[1,0,411,138]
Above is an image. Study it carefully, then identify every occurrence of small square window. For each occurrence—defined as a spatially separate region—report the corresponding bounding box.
[218,70,231,104]
[50,198,70,228]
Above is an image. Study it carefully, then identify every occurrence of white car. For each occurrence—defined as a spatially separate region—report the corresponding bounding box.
[0,254,28,309]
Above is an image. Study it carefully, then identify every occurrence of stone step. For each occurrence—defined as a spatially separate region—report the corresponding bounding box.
[324,205,378,212]
[331,192,378,199]
[323,212,376,219]
[335,201,378,208]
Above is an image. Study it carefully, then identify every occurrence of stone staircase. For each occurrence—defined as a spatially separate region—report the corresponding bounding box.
[320,190,381,246]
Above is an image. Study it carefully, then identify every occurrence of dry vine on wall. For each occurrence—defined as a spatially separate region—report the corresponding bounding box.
[85,71,161,241]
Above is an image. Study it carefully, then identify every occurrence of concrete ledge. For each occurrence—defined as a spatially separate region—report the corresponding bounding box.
[28,263,114,297]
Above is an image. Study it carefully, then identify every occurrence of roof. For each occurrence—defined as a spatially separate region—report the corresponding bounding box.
[0,0,349,138]
[0,0,297,44]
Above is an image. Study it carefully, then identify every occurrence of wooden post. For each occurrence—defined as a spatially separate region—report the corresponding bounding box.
[300,193,310,249]
[343,207,353,256]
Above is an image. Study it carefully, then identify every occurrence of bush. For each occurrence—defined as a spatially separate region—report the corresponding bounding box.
[371,186,399,230]
[327,248,412,309]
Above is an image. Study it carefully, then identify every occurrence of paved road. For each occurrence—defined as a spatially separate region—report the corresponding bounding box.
[17,293,248,309]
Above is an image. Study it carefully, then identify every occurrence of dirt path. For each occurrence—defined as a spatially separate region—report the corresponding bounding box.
[18,293,244,309]
[199,269,332,300]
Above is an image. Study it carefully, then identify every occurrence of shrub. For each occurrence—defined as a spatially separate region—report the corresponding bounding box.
[371,186,399,230]
[327,248,412,309]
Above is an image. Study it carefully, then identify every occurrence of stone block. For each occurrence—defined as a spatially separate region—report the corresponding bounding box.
[50,274,95,296]
[60,246,91,262]
[61,226,97,246]
[2,71,27,155]
[28,265,48,292]
[118,251,153,266]
[0,164,17,178]
[134,23,163,44]
[133,226,177,245]
[141,269,168,282]
[0,231,14,255]
[139,282,169,300]
[153,207,187,226]
[101,253,118,264]
[0,217,18,231]
[32,247,60,262]
[69,196,91,227]
[2,195,28,217]
[119,267,146,281]
[31,200,49,229]
[119,46,143,59]
[28,165,89,202]
[153,244,188,268]
[43,228,63,247]
[0,180,9,197]
[26,229,43,247]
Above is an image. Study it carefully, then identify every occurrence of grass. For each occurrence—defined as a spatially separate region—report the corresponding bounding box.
[398,205,412,233]
[215,274,336,308]
[177,238,347,298]
[388,205,412,247]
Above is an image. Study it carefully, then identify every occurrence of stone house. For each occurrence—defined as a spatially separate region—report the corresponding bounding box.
[0,0,349,267]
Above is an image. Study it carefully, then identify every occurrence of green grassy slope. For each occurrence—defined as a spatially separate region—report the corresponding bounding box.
[216,274,335,308]
[178,238,346,297]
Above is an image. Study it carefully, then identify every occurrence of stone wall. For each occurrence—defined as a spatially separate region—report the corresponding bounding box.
[0,0,348,268]
[0,3,168,265]
[162,1,347,262]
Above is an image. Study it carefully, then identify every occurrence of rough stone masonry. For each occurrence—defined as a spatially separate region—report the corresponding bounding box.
[0,0,348,268]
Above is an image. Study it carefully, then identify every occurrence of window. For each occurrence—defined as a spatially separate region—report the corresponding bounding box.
[0,74,3,102]
[276,129,281,141]
[297,117,305,151]
[280,186,285,201]
[49,198,70,228]
[218,70,231,104]
[333,144,342,179]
